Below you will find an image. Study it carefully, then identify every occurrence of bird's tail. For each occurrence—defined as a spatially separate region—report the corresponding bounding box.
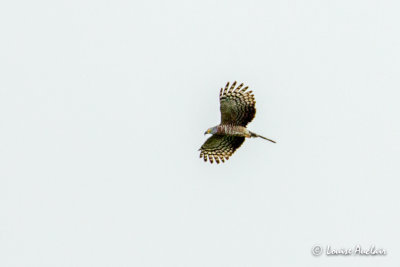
[249,131,276,143]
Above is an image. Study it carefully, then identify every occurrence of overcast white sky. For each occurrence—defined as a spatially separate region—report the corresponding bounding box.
[1,0,400,266]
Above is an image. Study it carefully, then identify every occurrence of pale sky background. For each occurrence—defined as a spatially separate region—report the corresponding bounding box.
[1,0,400,266]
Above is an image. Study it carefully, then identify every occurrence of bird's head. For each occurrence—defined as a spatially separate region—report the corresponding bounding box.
[204,126,217,135]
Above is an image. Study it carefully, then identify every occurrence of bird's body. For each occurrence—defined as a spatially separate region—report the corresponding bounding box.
[214,125,251,137]
[199,81,275,164]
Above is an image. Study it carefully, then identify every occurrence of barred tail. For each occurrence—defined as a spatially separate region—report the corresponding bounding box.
[250,131,276,143]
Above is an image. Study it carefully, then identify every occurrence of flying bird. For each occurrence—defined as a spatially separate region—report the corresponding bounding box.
[199,81,275,164]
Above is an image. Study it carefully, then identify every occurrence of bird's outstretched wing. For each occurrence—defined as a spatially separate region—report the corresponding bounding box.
[219,81,256,126]
[199,135,245,164]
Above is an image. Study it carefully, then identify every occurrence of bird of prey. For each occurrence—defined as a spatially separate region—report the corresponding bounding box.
[199,81,275,164]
